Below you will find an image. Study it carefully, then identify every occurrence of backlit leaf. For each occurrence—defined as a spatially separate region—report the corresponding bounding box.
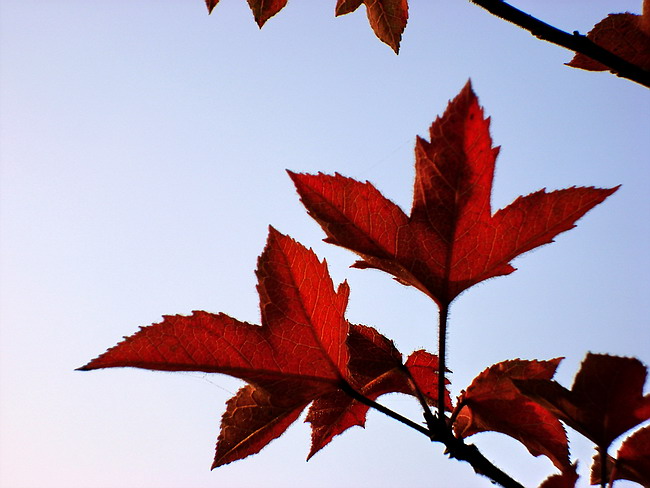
[81,227,352,466]
[335,0,409,53]
[515,353,650,451]
[290,82,618,307]
[454,358,570,470]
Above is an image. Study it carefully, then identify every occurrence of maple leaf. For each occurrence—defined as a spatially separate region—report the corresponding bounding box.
[590,426,650,487]
[289,82,618,307]
[453,358,570,471]
[568,0,650,72]
[80,227,352,465]
[336,0,409,53]
[514,353,650,453]
[79,227,444,466]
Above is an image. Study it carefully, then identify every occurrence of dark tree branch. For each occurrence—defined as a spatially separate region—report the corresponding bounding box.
[340,379,525,488]
[432,426,526,488]
[469,0,650,89]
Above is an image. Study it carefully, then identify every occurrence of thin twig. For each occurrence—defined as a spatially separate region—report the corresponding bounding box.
[339,380,431,436]
[469,0,650,88]
[340,376,525,486]
[435,428,526,488]
[402,365,438,429]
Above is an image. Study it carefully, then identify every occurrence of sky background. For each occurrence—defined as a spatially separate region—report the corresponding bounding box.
[1,1,648,487]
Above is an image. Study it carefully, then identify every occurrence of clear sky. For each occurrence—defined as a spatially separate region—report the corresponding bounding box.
[1,1,648,487]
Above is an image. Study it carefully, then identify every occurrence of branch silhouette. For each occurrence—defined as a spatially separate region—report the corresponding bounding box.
[470,0,650,88]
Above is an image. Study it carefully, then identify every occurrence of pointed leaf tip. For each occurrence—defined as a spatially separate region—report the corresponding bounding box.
[334,0,408,53]
[205,0,219,14]
[247,0,288,28]
[335,0,364,17]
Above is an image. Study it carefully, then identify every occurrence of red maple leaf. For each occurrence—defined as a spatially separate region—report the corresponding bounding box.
[289,82,618,307]
[568,0,650,72]
[591,426,650,487]
[204,0,409,53]
[514,353,650,452]
[81,227,350,466]
[79,227,444,466]
[453,358,570,471]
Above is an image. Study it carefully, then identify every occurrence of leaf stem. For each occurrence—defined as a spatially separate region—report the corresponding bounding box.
[431,302,524,487]
[438,302,450,426]
[599,445,608,488]
[435,428,526,488]
[402,365,437,429]
[468,0,650,88]
[338,380,431,436]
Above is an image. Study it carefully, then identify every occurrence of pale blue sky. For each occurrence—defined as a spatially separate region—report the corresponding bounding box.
[1,1,648,487]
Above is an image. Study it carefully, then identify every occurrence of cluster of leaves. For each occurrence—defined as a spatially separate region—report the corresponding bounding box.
[205,0,409,53]
[81,84,649,487]
[203,0,650,87]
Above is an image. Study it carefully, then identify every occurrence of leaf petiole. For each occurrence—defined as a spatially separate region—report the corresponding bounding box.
[338,380,431,437]
[401,365,437,431]
[438,302,450,426]
[599,445,608,488]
